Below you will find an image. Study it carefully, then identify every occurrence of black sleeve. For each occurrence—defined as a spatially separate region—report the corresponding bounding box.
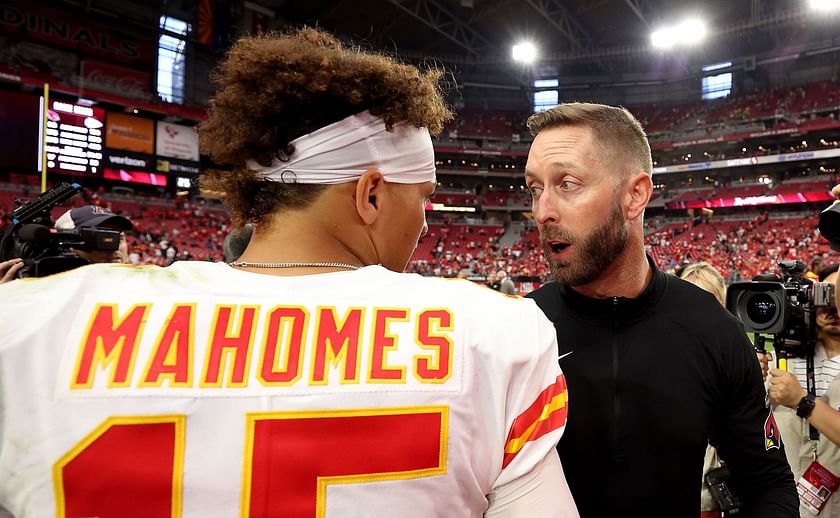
[712,317,799,517]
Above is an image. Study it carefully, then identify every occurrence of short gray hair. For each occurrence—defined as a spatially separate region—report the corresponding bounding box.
[527,102,653,177]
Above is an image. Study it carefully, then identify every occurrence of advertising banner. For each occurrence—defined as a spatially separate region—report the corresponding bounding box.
[105,112,154,153]
[84,60,153,99]
[665,190,834,209]
[104,150,153,170]
[653,148,840,175]
[156,121,199,161]
[156,157,200,175]
[103,167,167,187]
[0,1,155,64]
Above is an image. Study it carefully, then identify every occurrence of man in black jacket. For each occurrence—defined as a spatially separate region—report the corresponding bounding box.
[524,102,798,516]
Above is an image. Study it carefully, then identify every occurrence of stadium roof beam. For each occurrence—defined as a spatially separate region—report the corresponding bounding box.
[468,0,520,23]
[523,0,614,74]
[524,0,594,52]
[383,0,492,56]
[622,0,654,29]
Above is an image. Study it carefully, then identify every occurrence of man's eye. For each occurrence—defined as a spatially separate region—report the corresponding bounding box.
[528,186,543,196]
[559,181,576,190]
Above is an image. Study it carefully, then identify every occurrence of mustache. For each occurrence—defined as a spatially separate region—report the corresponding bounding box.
[539,226,576,244]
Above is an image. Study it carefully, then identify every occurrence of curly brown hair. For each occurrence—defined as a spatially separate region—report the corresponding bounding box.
[199,27,453,228]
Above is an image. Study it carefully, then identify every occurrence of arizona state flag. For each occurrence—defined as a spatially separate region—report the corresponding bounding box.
[198,0,214,45]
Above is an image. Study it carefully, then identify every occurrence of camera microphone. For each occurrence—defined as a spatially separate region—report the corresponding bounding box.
[17,224,54,242]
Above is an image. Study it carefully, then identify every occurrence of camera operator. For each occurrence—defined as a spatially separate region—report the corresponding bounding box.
[53,205,133,264]
[769,265,840,514]
[0,258,23,284]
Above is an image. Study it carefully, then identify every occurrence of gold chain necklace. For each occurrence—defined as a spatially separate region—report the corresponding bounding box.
[228,261,360,270]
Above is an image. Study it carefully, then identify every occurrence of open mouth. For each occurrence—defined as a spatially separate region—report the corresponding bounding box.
[549,242,571,253]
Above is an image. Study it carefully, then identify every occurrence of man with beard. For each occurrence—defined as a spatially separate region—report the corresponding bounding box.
[523,102,797,517]
[770,266,840,514]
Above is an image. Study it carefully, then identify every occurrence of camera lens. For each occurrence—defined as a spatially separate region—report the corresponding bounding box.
[746,293,777,324]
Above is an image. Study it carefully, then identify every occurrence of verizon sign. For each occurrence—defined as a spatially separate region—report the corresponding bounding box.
[105,152,151,169]
[156,121,199,161]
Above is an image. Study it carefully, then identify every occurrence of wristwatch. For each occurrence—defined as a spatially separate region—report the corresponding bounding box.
[796,393,817,418]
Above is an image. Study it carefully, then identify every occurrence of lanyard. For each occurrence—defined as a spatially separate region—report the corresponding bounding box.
[806,349,819,442]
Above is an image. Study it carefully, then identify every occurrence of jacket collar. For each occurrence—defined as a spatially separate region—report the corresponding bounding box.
[557,255,666,326]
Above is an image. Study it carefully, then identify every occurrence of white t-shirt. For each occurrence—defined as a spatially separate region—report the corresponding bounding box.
[0,262,577,517]
[788,342,840,398]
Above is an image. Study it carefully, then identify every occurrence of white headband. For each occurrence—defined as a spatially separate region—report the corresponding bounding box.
[246,111,436,185]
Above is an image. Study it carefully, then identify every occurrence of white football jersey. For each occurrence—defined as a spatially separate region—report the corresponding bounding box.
[0,262,574,517]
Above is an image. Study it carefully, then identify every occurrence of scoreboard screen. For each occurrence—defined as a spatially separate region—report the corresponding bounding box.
[44,100,105,176]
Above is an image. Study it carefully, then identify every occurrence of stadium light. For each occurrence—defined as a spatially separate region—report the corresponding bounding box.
[651,18,707,49]
[680,19,707,45]
[651,27,676,49]
[809,0,840,11]
[512,42,537,63]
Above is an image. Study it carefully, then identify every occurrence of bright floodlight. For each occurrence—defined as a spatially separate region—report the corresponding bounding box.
[809,0,840,11]
[680,19,707,45]
[512,42,537,63]
[651,27,676,49]
[651,18,707,49]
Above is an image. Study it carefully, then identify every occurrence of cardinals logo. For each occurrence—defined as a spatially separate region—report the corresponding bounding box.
[764,411,781,450]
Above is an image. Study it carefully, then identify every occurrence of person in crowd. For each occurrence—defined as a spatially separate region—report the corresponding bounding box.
[806,256,825,281]
[769,265,840,515]
[54,205,133,264]
[679,262,731,518]
[0,29,578,517]
[486,270,500,290]
[680,261,726,305]
[524,102,798,516]
[498,269,517,295]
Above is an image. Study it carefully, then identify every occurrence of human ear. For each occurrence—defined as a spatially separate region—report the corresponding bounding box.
[355,169,386,225]
[625,172,652,221]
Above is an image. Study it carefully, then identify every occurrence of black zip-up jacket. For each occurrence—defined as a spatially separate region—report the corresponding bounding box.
[527,262,798,517]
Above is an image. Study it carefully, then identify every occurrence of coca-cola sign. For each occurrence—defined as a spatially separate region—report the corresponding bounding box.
[82,58,151,99]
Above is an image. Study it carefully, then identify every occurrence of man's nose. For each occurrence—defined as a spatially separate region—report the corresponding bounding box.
[533,191,559,226]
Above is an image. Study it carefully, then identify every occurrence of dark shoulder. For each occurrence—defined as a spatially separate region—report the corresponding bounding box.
[664,273,724,309]
[661,273,748,334]
[525,281,559,306]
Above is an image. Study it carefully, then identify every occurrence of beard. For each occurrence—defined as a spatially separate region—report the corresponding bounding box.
[540,203,629,287]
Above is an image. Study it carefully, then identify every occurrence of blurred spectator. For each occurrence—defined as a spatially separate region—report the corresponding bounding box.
[486,271,500,290]
[679,261,726,304]
[498,269,516,295]
[679,262,729,517]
